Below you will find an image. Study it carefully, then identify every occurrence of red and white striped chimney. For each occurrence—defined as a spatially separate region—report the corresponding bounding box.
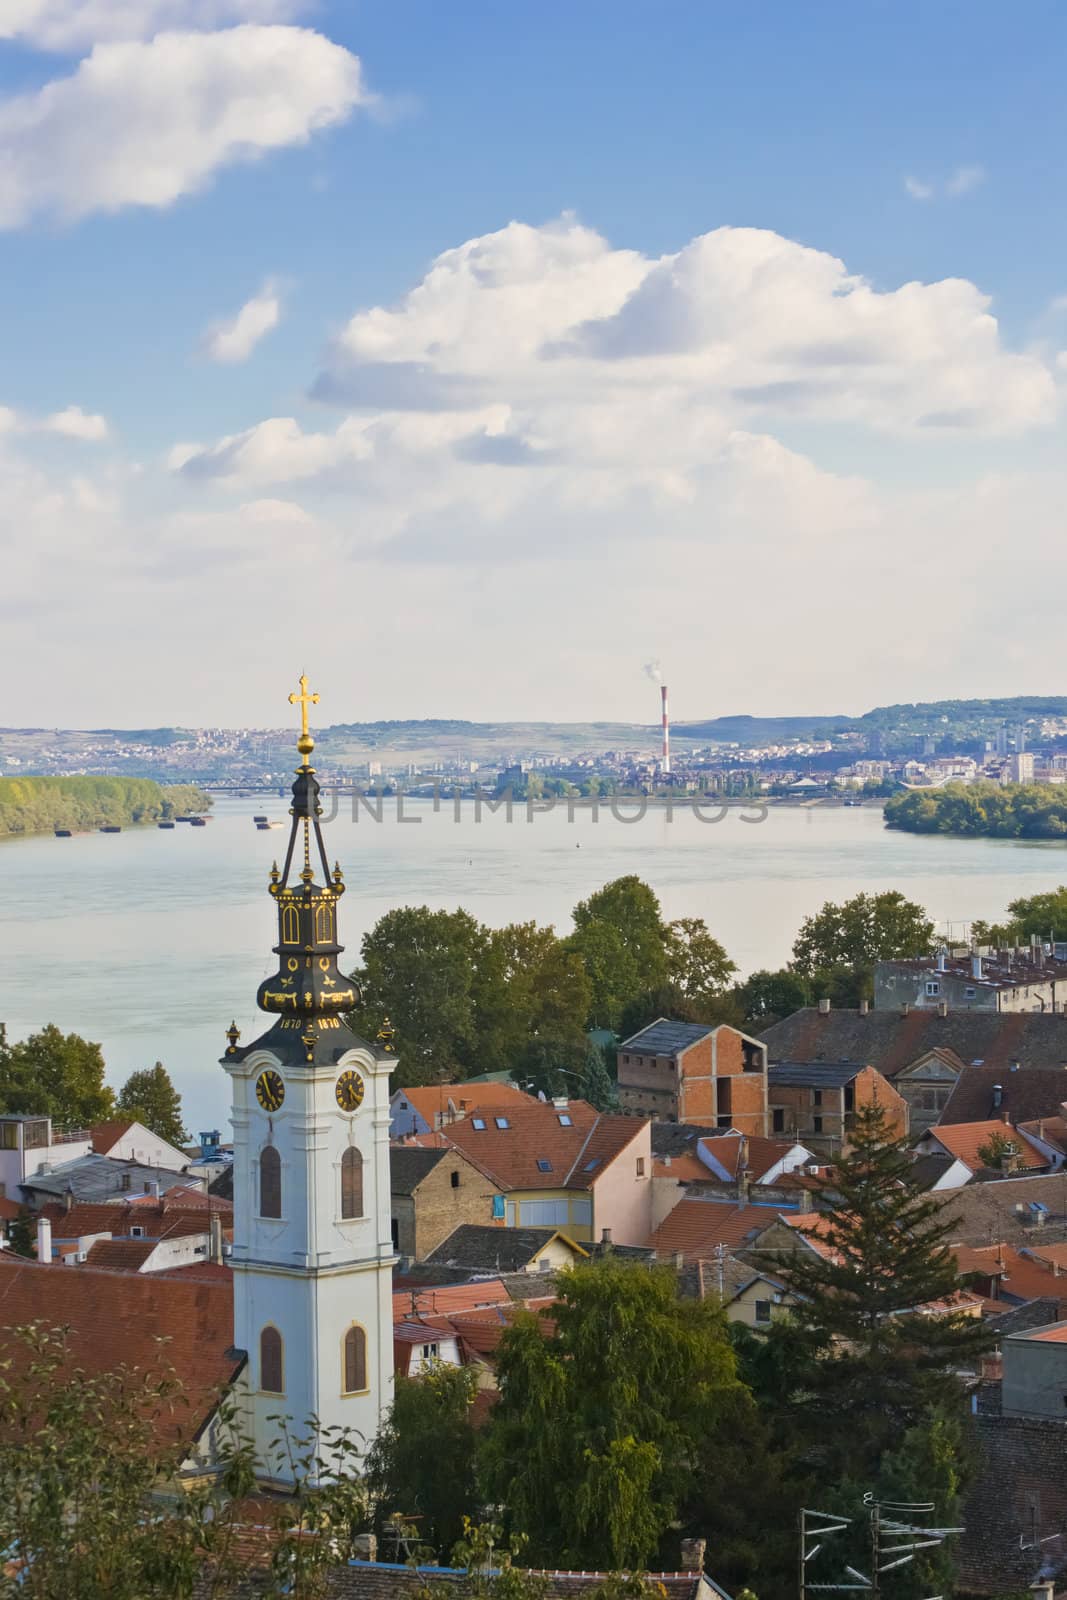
[661,683,670,775]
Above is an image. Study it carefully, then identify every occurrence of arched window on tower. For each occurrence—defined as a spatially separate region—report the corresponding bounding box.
[260,1326,283,1393]
[314,902,335,945]
[260,1144,281,1218]
[281,903,299,944]
[340,1146,363,1219]
[342,1325,367,1394]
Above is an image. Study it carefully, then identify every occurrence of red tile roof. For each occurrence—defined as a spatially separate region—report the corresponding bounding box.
[697,1135,797,1181]
[0,1255,239,1448]
[84,1239,157,1271]
[1029,1322,1067,1342]
[0,1197,25,1222]
[391,1278,511,1321]
[89,1119,137,1155]
[930,1121,1047,1174]
[51,1200,219,1242]
[953,1244,1063,1303]
[393,1082,535,1131]
[649,1198,782,1262]
[423,1100,645,1192]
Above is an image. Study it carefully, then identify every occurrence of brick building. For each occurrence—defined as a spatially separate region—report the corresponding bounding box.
[766,1061,907,1153]
[389,1145,497,1262]
[617,1019,769,1131]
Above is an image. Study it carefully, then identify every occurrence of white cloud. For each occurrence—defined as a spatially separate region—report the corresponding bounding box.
[905,165,985,202]
[946,163,985,196]
[0,27,369,229]
[42,405,109,440]
[201,281,282,363]
[1,0,307,50]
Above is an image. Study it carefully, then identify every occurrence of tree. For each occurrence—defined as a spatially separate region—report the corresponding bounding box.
[579,1041,618,1111]
[7,1209,35,1259]
[349,907,489,1082]
[569,878,671,1029]
[567,920,644,1032]
[874,1406,969,1600]
[736,968,812,1026]
[482,1258,753,1573]
[664,918,737,1003]
[118,1063,186,1148]
[0,1024,114,1126]
[365,1364,480,1561]
[770,1101,991,1483]
[973,885,1067,946]
[976,1128,1016,1170]
[790,891,935,1002]
[474,923,592,1085]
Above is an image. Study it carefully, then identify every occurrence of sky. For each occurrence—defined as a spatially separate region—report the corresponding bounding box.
[2,0,1067,729]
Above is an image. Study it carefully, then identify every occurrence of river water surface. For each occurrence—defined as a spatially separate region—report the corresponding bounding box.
[1,796,1064,1127]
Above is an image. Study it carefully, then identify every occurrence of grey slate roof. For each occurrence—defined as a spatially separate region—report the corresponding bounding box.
[651,1123,731,1157]
[932,1173,1067,1246]
[908,1151,957,1190]
[768,1061,865,1088]
[759,1007,1067,1079]
[957,1415,1067,1595]
[20,1153,194,1205]
[424,1224,582,1272]
[389,1147,448,1195]
[620,1019,713,1056]
[985,1296,1067,1338]
[938,1065,1067,1127]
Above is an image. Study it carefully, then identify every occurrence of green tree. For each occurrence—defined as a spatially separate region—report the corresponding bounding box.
[0,1025,114,1126]
[874,1406,969,1600]
[664,918,737,1002]
[567,920,643,1032]
[790,891,935,1003]
[117,1062,187,1148]
[975,1128,1017,1170]
[483,1259,752,1573]
[474,922,592,1084]
[770,1102,991,1483]
[973,885,1067,945]
[569,878,671,1028]
[349,906,489,1082]
[366,1364,480,1561]
[7,1209,35,1259]
[736,968,812,1026]
[579,1041,618,1111]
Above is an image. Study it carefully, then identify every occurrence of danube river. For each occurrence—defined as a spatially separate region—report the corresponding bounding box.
[1,795,1065,1128]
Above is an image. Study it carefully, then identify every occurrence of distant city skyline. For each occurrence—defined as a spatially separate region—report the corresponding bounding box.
[2,2,1067,724]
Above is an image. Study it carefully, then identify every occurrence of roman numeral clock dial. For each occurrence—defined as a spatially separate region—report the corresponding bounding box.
[255,1070,285,1112]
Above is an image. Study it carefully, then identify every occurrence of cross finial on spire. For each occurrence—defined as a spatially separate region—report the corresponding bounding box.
[288,673,319,763]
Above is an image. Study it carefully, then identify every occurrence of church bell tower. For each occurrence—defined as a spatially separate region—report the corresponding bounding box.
[222,676,396,1484]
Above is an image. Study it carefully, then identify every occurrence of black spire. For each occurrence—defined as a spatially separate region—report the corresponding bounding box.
[226,675,369,1068]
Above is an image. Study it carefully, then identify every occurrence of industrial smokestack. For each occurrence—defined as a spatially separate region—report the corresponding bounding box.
[661,683,671,775]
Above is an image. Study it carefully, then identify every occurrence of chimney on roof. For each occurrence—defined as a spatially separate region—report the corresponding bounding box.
[1010,1059,1020,1073]
[937,947,948,973]
[902,1003,910,1016]
[209,1210,224,1265]
[937,1001,948,1018]
[601,1227,613,1248]
[680,1538,707,1574]
[818,997,831,1015]
[859,999,870,1016]
[64,1186,73,1214]
[972,951,984,981]
[151,1181,161,1202]
[992,1084,1003,1110]
[36,1216,51,1264]
[663,1153,672,1168]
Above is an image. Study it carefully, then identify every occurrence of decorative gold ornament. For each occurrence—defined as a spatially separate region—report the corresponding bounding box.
[255,1069,285,1111]
[288,672,319,763]
[335,1070,365,1112]
[225,1020,241,1054]
[376,1017,396,1053]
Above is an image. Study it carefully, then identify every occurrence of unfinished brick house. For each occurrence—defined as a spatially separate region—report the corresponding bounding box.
[617,1019,769,1133]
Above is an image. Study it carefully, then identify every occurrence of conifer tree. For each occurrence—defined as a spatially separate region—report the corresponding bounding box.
[771,1101,991,1481]
[117,1062,186,1148]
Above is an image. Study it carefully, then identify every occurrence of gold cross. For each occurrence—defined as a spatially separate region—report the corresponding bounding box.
[289,673,319,739]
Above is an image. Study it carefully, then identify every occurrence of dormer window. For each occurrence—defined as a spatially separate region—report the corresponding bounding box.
[925,980,941,997]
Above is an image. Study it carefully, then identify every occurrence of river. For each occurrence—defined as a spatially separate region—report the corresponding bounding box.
[1,795,1065,1129]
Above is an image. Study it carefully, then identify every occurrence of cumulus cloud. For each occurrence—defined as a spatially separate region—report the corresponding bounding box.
[0,27,369,229]
[42,405,109,440]
[201,280,282,363]
[1,0,307,50]
[905,165,985,201]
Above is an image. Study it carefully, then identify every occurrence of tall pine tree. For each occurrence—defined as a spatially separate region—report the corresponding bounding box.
[770,1101,991,1481]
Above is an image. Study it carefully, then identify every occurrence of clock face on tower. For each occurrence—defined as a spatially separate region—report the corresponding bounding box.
[255,1069,285,1112]
[335,1069,365,1113]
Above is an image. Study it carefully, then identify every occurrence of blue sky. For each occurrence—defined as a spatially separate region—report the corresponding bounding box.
[1,1,1066,726]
